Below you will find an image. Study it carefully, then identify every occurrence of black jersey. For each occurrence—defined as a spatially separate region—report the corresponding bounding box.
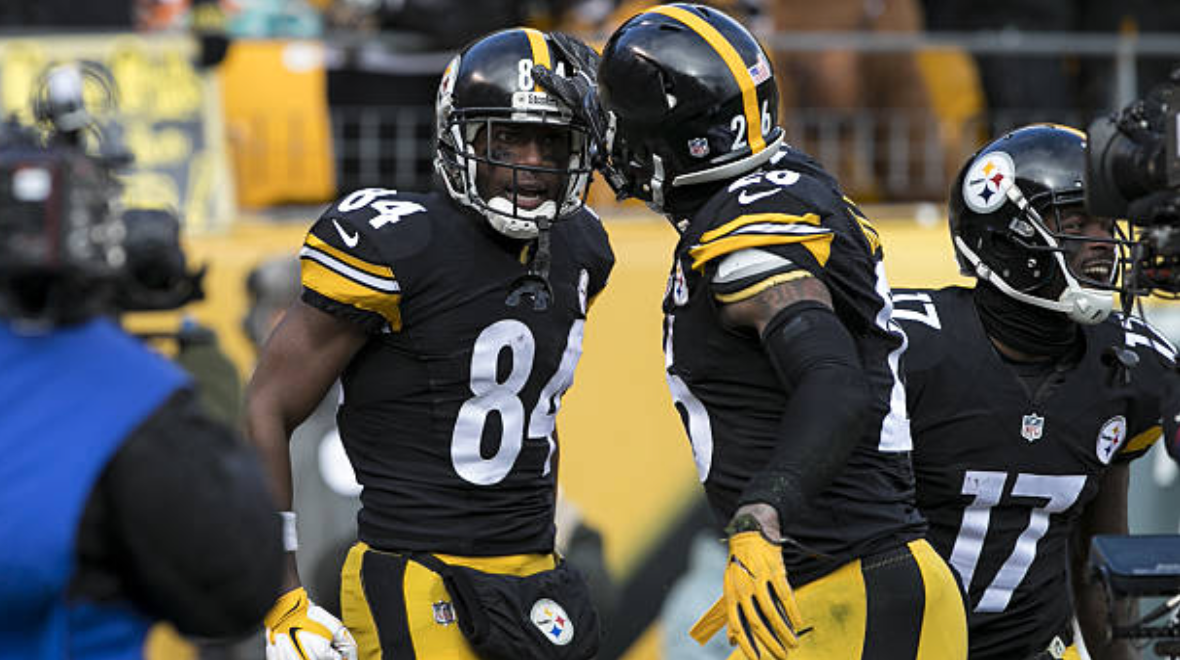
[298,189,614,556]
[663,146,925,580]
[894,286,1173,660]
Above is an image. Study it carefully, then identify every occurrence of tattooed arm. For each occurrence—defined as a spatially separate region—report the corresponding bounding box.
[718,275,870,539]
[718,275,833,333]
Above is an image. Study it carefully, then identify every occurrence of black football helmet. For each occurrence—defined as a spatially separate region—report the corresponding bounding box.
[950,123,1129,324]
[434,28,593,239]
[597,3,784,216]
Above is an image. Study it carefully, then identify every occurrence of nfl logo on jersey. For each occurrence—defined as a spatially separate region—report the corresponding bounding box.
[433,600,456,625]
[1021,413,1045,442]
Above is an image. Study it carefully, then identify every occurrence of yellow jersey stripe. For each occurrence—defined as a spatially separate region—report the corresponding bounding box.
[1119,426,1161,456]
[690,233,833,270]
[1043,123,1086,139]
[713,270,812,303]
[305,234,394,279]
[699,212,821,243]
[857,217,881,253]
[524,28,550,92]
[652,5,764,153]
[301,259,403,330]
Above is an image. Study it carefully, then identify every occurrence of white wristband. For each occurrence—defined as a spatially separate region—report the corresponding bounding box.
[279,511,298,552]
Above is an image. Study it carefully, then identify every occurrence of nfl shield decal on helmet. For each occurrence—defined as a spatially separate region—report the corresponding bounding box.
[1021,413,1045,442]
[688,137,710,158]
[963,151,1015,214]
[1096,416,1127,464]
[530,598,574,646]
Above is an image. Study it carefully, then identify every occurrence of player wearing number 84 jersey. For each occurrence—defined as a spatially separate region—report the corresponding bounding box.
[246,27,612,660]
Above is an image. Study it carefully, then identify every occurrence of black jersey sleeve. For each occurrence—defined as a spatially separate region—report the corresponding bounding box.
[1115,314,1177,461]
[298,190,430,333]
[690,187,836,285]
[73,389,284,638]
[690,168,878,309]
[577,207,615,305]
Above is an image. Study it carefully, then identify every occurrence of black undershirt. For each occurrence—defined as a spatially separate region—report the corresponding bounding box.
[69,389,284,639]
[993,335,1084,406]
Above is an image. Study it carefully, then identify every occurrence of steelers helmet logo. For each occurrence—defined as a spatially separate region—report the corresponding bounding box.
[963,151,1016,214]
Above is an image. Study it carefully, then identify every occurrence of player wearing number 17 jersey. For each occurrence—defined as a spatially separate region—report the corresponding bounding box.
[894,124,1176,660]
[245,28,612,660]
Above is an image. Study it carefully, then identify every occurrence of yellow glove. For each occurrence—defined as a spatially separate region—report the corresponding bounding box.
[264,587,358,660]
[690,531,804,659]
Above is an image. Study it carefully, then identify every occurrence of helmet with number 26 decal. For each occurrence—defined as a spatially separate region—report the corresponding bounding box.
[598,3,784,216]
[435,28,594,239]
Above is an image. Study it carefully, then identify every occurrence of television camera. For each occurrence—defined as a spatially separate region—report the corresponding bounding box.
[0,63,203,329]
[1086,69,1180,298]
[1089,535,1180,659]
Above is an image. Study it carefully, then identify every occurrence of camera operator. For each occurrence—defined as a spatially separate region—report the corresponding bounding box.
[0,116,284,658]
[1086,69,1180,464]
[118,205,246,427]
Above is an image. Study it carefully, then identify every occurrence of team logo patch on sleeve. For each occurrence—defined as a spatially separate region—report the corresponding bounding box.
[963,151,1015,214]
[1096,416,1127,464]
[666,260,689,307]
[530,598,574,645]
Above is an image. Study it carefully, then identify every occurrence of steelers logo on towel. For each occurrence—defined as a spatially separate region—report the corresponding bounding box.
[963,150,1016,214]
[530,598,574,646]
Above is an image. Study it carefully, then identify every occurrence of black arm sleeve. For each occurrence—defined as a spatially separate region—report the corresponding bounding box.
[738,301,871,528]
[72,389,284,638]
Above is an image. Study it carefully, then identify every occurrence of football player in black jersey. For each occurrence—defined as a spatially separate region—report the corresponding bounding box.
[893,123,1177,660]
[550,4,967,658]
[244,28,614,660]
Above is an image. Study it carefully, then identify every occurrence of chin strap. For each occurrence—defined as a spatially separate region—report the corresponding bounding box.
[956,235,1114,325]
[505,215,553,311]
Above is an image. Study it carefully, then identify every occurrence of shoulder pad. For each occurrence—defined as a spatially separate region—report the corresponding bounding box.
[1112,313,1177,366]
[687,169,839,272]
[298,188,432,331]
[891,288,955,373]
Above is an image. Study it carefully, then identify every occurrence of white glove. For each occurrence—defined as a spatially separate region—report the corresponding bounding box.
[264,587,358,660]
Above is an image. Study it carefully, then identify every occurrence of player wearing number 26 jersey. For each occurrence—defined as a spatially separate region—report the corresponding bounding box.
[591,6,967,658]
[246,28,612,660]
[896,124,1178,660]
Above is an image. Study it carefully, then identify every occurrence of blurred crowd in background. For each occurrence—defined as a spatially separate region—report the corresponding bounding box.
[4,0,1179,212]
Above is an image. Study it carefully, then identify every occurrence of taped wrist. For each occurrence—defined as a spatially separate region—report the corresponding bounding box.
[739,301,871,526]
[279,511,297,552]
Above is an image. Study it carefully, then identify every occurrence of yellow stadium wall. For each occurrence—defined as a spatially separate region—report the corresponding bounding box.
[127,210,971,659]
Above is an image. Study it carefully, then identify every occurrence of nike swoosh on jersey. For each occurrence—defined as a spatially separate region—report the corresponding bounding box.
[333,219,360,248]
[737,188,782,204]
